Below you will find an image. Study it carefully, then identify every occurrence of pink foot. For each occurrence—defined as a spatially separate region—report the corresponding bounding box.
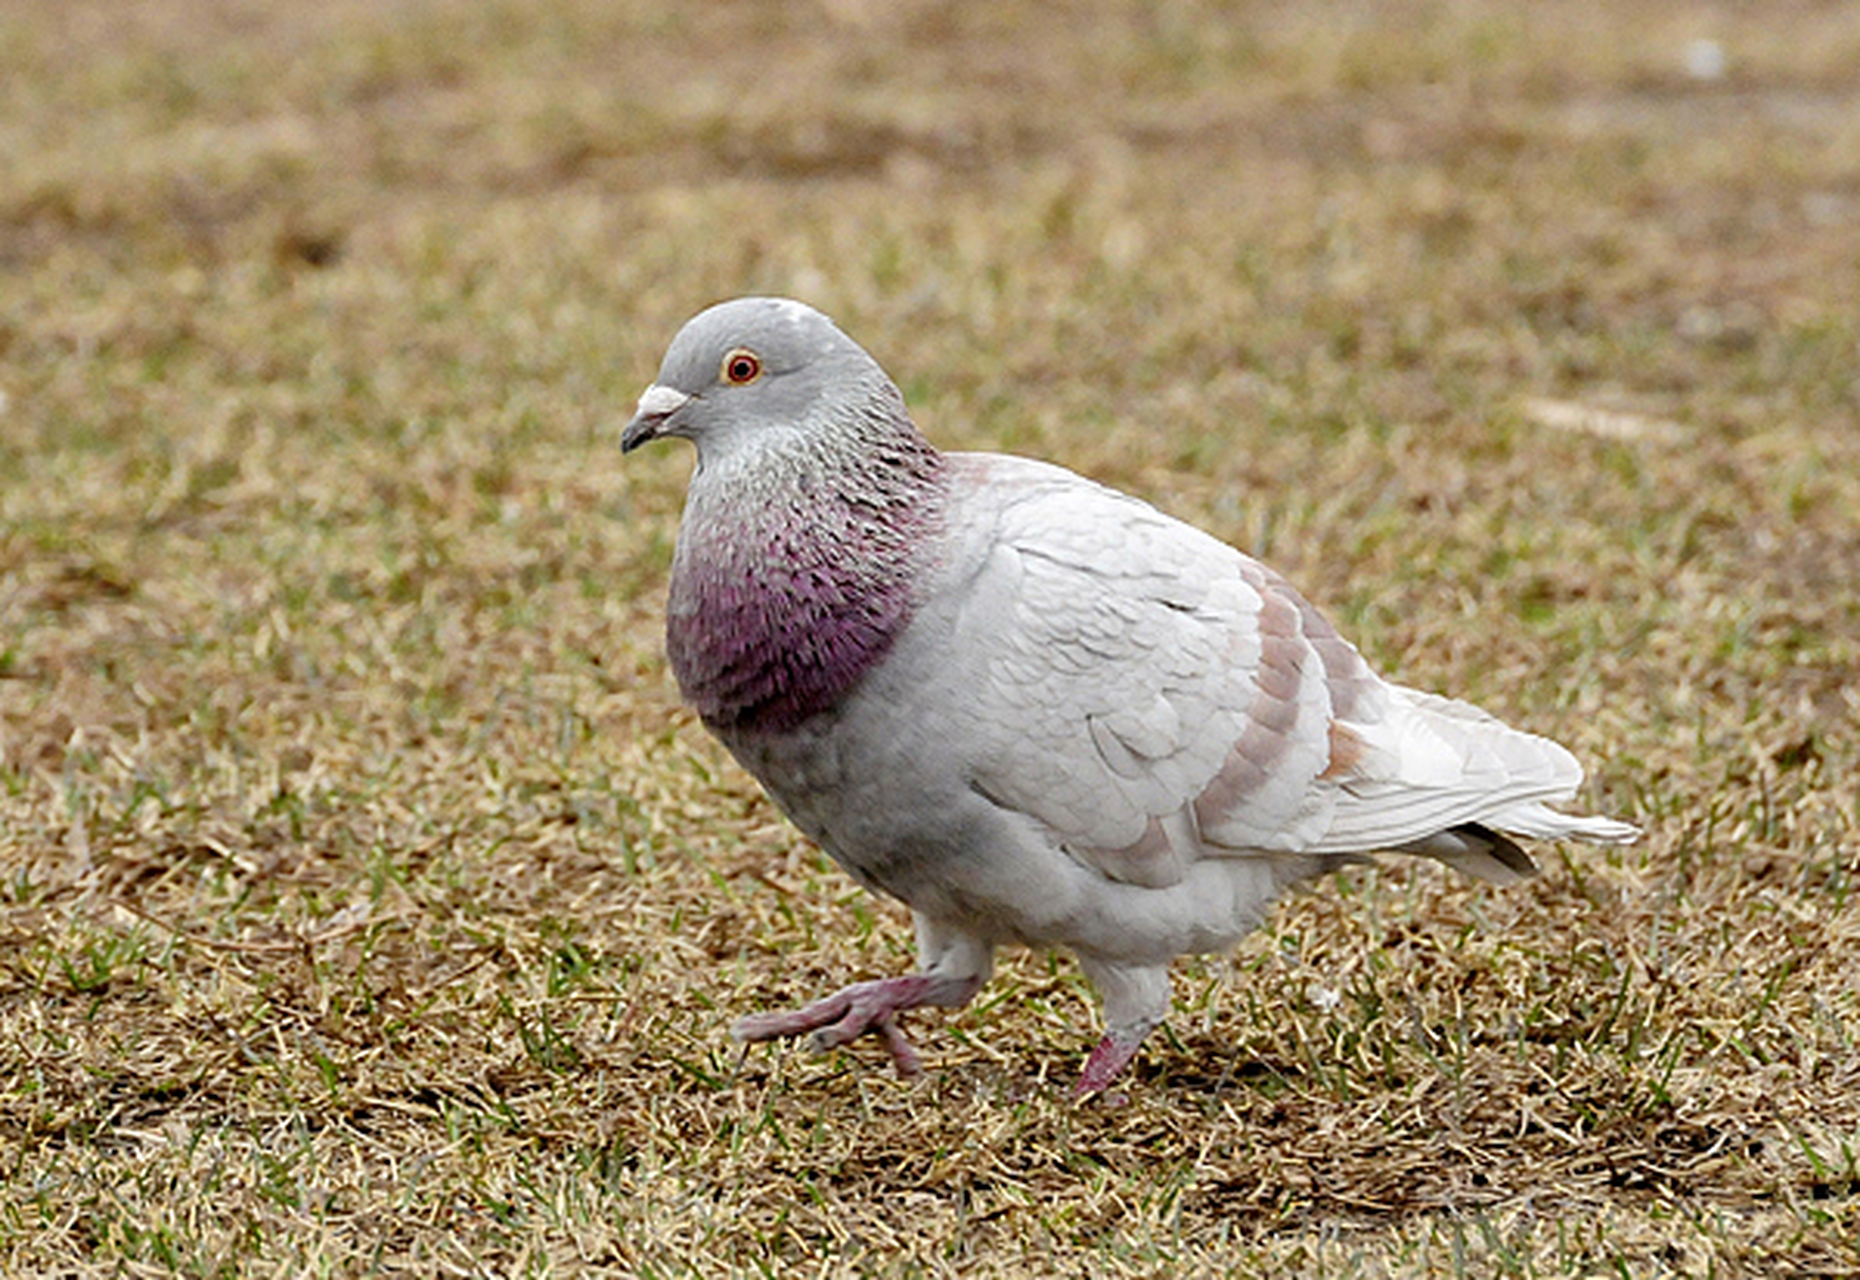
[1074,1032,1145,1098]
[732,972,979,1077]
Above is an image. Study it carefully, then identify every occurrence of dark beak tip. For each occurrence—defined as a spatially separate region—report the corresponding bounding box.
[619,386,690,454]
[619,417,657,454]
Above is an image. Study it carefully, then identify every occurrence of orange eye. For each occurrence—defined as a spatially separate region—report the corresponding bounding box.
[722,349,762,385]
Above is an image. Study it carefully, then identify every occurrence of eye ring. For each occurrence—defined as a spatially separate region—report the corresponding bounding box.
[722,348,763,385]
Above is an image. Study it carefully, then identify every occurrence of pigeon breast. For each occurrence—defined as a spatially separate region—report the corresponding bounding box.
[666,410,948,733]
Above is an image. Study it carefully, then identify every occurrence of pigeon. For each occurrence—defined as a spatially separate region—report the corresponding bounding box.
[621,296,1639,1094]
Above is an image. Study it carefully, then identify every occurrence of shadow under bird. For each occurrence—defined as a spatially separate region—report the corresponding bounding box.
[621,296,1638,1094]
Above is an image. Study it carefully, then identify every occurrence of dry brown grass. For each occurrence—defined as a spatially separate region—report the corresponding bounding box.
[3,0,1858,1274]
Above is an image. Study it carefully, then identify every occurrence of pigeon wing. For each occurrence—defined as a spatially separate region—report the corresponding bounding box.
[946,459,1349,888]
[942,456,1629,891]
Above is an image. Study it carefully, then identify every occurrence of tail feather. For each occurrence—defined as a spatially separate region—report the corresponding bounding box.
[1400,823,1539,886]
[1485,801,1640,845]
[1318,685,1640,859]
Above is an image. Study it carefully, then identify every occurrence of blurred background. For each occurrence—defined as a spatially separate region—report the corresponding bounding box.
[3,1,1857,1274]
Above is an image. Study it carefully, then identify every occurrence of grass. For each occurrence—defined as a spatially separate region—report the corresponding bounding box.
[3,0,1858,1273]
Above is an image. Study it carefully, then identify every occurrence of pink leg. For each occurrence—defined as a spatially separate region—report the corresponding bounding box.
[1074,1031,1147,1097]
[1072,959,1169,1097]
[731,971,982,1077]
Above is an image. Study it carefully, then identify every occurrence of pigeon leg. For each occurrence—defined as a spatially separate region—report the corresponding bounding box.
[731,971,982,1076]
[1075,956,1171,1096]
[1075,1031,1149,1096]
[733,914,993,1077]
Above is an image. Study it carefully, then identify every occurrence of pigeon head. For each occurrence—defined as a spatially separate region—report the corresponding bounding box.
[621,297,893,465]
[623,297,950,733]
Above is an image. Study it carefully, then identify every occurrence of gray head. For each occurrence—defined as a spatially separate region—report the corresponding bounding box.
[621,297,908,466]
[624,298,947,733]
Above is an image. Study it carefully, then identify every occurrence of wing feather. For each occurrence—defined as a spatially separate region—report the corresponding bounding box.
[942,454,1632,889]
[951,461,1338,884]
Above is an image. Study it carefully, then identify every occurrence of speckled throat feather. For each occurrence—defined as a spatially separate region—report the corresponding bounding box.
[665,394,948,734]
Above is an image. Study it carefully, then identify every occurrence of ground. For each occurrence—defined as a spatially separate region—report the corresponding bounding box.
[2,0,1858,1275]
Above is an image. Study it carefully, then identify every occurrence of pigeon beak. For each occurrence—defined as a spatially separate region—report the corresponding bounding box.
[621,384,693,453]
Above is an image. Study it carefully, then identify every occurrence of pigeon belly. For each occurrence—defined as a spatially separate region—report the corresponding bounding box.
[717,644,1309,968]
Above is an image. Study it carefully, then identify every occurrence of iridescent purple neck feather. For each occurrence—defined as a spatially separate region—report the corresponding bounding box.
[665,383,947,734]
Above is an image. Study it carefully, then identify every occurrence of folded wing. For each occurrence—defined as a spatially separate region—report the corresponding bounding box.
[948,458,1634,891]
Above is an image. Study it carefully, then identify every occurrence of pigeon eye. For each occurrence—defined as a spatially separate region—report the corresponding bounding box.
[722,349,763,385]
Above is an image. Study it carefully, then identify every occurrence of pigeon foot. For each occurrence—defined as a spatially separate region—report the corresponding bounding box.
[732,972,980,1078]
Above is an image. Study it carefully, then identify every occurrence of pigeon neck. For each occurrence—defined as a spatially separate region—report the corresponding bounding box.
[666,410,947,734]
